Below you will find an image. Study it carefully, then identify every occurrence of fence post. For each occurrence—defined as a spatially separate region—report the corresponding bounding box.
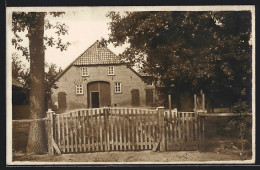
[157,107,165,152]
[168,94,171,113]
[46,109,54,154]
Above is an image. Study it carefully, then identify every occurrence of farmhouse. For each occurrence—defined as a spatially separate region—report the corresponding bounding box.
[50,40,155,110]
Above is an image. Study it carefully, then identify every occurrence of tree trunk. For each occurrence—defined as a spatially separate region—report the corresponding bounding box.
[27,12,47,154]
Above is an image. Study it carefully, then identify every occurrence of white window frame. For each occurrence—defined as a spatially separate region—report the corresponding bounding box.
[82,67,89,76]
[115,82,122,93]
[76,84,83,94]
[108,66,115,75]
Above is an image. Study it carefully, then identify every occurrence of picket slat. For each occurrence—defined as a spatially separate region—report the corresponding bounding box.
[111,109,114,151]
[57,114,61,150]
[106,108,110,151]
[61,114,65,153]
[165,111,169,150]
[139,109,143,150]
[70,112,74,152]
[190,113,194,145]
[115,109,119,151]
[169,110,173,149]
[123,108,127,150]
[127,108,131,150]
[91,110,95,152]
[82,110,86,152]
[74,111,78,152]
[119,109,123,150]
[99,109,103,151]
[144,110,147,150]
[65,114,69,152]
[135,108,138,150]
[78,111,82,152]
[177,112,181,149]
[152,111,156,149]
[131,109,135,150]
[186,113,190,144]
[86,110,91,152]
[95,109,98,151]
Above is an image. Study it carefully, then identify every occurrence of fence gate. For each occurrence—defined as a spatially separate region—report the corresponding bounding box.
[48,107,201,154]
[163,110,199,151]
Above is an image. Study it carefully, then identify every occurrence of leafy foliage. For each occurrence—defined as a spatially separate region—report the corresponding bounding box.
[12,12,71,60]
[225,99,251,150]
[107,11,252,105]
[12,54,62,107]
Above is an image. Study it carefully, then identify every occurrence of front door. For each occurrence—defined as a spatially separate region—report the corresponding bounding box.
[91,92,100,108]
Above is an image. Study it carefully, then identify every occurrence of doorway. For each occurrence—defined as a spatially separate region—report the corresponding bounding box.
[91,92,100,108]
[87,81,111,108]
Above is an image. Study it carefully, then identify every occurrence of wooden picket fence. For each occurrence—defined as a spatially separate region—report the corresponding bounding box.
[46,107,201,154]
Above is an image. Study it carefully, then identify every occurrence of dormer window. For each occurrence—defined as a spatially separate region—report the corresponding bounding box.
[82,67,89,76]
[108,66,114,75]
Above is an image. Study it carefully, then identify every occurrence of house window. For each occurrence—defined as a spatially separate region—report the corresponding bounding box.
[115,82,121,93]
[82,67,89,76]
[108,66,114,75]
[76,84,83,94]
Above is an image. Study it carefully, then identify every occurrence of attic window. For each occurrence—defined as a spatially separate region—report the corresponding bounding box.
[82,67,89,76]
[76,84,83,94]
[108,66,114,75]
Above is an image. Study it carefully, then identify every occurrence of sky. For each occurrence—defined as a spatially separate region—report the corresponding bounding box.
[8,7,129,70]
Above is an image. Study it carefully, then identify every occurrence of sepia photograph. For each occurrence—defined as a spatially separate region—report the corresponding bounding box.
[6,5,255,165]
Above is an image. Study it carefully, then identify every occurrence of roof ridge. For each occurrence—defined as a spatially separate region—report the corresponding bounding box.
[74,40,122,65]
[72,40,99,65]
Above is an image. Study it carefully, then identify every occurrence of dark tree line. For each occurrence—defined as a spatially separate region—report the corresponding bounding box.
[107,11,252,111]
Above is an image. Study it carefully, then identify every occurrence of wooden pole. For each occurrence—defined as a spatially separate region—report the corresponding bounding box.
[157,107,165,152]
[202,92,206,145]
[202,93,205,111]
[168,94,171,113]
[194,94,197,110]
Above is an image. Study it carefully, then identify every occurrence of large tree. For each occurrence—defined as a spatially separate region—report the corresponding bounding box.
[12,12,70,154]
[107,11,252,111]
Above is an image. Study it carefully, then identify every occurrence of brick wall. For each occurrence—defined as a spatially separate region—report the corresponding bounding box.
[51,64,155,110]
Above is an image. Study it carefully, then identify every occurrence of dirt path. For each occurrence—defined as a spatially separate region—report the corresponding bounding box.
[12,150,252,164]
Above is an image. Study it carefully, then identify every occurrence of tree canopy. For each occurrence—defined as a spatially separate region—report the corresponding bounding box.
[107,11,252,106]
